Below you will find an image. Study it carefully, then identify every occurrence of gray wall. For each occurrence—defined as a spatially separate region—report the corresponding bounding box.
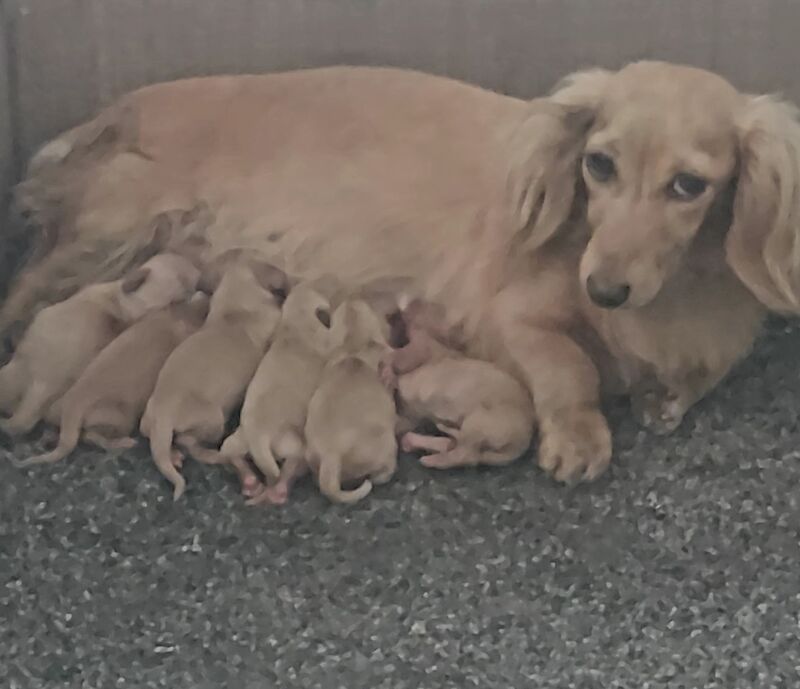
[0,6,12,215]
[3,0,800,180]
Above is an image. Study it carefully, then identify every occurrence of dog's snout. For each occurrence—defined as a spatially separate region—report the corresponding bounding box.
[586,274,630,309]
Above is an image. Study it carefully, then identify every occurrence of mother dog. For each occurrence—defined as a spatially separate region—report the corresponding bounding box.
[7,61,800,482]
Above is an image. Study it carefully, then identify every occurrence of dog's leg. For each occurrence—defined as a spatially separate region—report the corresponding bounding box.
[419,446,473,469]
[83,431,138,451]
[400,431,456,454]
[501,325,611,482]
[457,408,531,467]
[247,453,308,506]
[631,364,728,435]
[217,428,261,497]
[0,359,26,414]
[0,380,52,436]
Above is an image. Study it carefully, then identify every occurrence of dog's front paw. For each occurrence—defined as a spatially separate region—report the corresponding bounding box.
[631,385,686,436]
[537,407,612,483]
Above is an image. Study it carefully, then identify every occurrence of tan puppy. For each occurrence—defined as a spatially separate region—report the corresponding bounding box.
[140,256,286,499]
[17,294,209,466]
[304,299,397,505]
[385,301,534,470]
[213,279,339,503]
[0,253,200,436]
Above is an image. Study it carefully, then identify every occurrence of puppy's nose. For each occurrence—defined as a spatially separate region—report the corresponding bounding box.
[586,274,630,309]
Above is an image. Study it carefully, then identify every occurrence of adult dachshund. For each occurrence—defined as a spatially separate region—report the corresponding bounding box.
[6,61,800,481]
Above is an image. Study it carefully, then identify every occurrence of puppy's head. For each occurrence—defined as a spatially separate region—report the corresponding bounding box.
[530,60,800,312]
[118,252,201,319]
[280,280,339,353]
[330,298,391,355]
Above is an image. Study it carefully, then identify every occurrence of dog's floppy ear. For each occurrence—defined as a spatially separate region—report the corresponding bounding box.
[507,101,594,252]
[550,68,613,111]
[507,72,609,254]
[120,267,150,294]
[725,96,800,313]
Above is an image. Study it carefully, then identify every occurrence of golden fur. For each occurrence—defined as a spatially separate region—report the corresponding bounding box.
[304,299,397,505]
[139,258,286,499]
[212,280,339,503]
[8,62,800,481]
[0,253,201,436]
[384,302,534,470]
[18,294,209,466]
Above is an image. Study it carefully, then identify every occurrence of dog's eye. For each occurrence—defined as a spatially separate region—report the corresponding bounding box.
[668,173,708,201]
[584,152,616,183]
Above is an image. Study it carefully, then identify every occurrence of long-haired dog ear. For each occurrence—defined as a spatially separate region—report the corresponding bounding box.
[508,68,613,253]
[507,99,595,253]
[725,96,800,313]
[549,68,613,110]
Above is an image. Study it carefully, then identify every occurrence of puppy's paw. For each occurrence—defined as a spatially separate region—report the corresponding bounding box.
[170,449,185,468]
[633,388,686,435]
[537,407,611,483]
[245,483,288,506]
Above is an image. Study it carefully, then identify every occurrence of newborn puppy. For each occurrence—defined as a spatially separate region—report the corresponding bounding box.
[386,301,534,469]
[216,279,339,504]
[0,252,200,436]
[304,298,398,505]
[140,254,286,499]
[17,293,209,466]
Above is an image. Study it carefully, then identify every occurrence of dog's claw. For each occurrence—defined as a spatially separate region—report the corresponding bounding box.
[537,407,611,483]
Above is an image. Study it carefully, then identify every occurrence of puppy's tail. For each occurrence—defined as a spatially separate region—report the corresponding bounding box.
[148,415,185,500]
[318,453,373,505]
[248,432,282,483]
[16,401,85,466]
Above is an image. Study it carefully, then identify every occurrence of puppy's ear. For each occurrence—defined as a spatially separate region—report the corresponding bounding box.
[252,262,289,298]
[507,98,596,253]
[725,96,800,313]
[120,267,150,294]
[187,292,211,322]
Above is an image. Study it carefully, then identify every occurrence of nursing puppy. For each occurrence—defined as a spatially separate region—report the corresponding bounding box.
[304,299,397,505]
[385,301,534,470]
[17,294,209,466]
[214,279,339,503]
[0,253,200,436]
[140,254,286,499]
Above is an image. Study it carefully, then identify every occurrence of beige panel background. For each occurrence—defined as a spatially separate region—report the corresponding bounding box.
[6,0,800,165]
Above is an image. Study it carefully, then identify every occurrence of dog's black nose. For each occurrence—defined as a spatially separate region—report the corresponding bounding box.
[586,274,630,309]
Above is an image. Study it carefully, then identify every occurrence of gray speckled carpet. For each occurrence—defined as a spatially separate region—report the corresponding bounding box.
[2,318,800,689]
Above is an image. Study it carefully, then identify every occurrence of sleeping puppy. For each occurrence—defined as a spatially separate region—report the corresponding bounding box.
[0,252,200,436]
[385,300,534,470]
[140,253,286,499]
[17,293,209,466]
[211,279,339,503]
[304,298,397,505]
